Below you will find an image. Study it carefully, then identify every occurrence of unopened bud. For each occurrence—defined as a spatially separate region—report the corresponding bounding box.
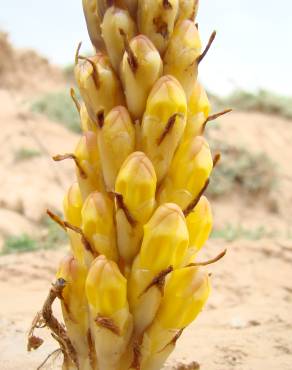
[115,152,157,264]
[82,192,118,261]
[158,136,213,210]
[164,20,201,99]
[139,203,189,272]
[56,255,89,361]
[75,131,104,199]
[101,6,136,72]
[156,266,210,329]
[137,0,179,54]
[115,151,157,223]
[75,53,124,122]
[82,0,104,50]
[141,75,187,182]
[177,0,199,22]
[98,106,135,191]
[121,35,163,119]
[86,255,128,320]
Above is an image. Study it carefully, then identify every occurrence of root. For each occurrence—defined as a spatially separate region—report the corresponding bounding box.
[36,349,62,370]
[27,311,45,351]
[27,279,79,369]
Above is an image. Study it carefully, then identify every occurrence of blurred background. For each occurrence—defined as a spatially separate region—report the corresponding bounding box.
[0,1,291,369]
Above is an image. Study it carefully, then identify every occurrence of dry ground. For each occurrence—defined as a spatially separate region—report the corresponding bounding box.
[1,238,291,369]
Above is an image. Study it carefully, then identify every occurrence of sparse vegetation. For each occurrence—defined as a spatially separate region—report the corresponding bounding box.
[14,148,42,161]
[31,91,81,133]
[1,216,68,255]
[211,224,278,242]
[2,234,38,254]
[211,89,292,120]
[207,138,276,197]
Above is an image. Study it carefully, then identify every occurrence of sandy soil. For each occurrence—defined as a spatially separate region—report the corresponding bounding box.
[1,238,291,370]
[1,35,292,369]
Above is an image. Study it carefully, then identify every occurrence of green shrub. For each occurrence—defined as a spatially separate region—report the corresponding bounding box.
[208,139,276,197]
[211,224,278,242]
[14,148,42,161]
[31,91,81,133]
[211,89,292,120]
[2,234,38,254]
[1,217,68,255]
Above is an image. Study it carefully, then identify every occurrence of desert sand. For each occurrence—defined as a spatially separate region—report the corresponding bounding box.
[0,33,291,369]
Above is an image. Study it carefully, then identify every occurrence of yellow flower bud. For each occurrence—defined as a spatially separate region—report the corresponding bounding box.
[82,0,104,50]
[86,255,127,318]
[75,131,104,200]
[63,182,83,227]
[63,183,91,265]
[115,151,157,223]
[137,0,179,54]
[120,35,163,119]
[57,255,88,322]
[139,203,189,272]
[177,0,199,23]
[184,82,211,139]
[158,136,213,210]
[56,255,90,367]
[164,20,201,99]
[141,75,187,182]
[98,106,135,191]
[75,53,124,122]
[128,203,188,334]
[156,267,210,329]
[82,192,118,261]
[101,6,136,72]
[86,255,133,370]
[115,152,157,264]
[185,196,213,264]
[139,267,208,370]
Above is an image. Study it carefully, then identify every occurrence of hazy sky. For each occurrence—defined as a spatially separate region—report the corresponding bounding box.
[0,0,291,95]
